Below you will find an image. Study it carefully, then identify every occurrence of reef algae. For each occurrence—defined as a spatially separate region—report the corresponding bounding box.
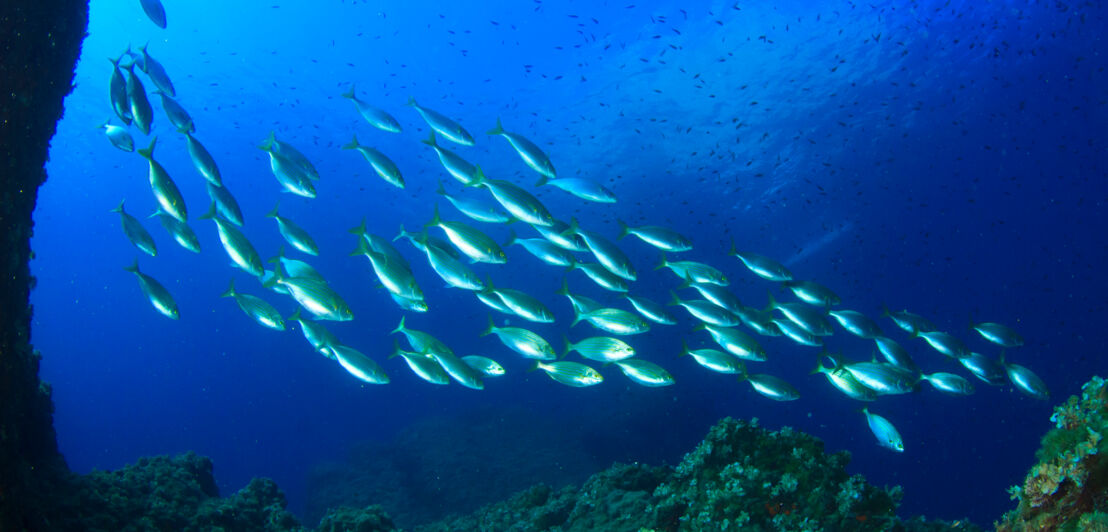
[998,376,1108,532]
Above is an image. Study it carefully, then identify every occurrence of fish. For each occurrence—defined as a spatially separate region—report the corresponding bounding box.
[533,361,604,387]
[272,268,353,322]
[206,182,244,227]
[391,317,453,357]
[181,127,222,186]
[694,323,767,361]
[260,132,320,181]
[827,310,883,339]
[417,233,485,291]
[556,280,604,315]
[481,317,556,360]
[342,84,401,132]
[423,133,477,185]
[882,306,936,335]
[488,282,554,323]
[680,341,744,374]
[156,91,193,133]
[136,43,174,97]
[733,307,783,337]
[624,295,677,325]
[389,292,429,313]
[563,219,635,281]
[289,308,339,358]
[111,200,157,256]
[766,292,833,337]
[475,288,515,316]
[782,280,840,307]
[199,202,263,277]
[670,292,740,327]
[426,206,507,264]
[614,359,674,387]
[971,321,1024,348]
[351,219,413,271]
[124,63,153,135]
[438,181,512,224]
[564,335,635,363]
[99,120,134,152]
[535,176,615,203]
[504,229,576,267]
[656,254,728,286]
[921,372,975,396]
[108,55,132,125]
[872,336,918,373]
[959,352,1006,386]
[570,262,629,293]
[150,208,200,253]
[462,356,506,377]
[390,345,450,385]
[812,356,876,401]
[260,141,317,198]
[740,371,800,401]
[470,167,555,227]
[772,319,823,347]
[409,97,475,146]
[331,344,390,385]
[914,331,969,359]
[1001,354,1049,400]
[843,362,919,395]
[863,408,904,452]
[220,279,285,330]
[617,221,691,252]
[266,202,319,256]
[728,243,792,281]
[351,239,423,302]
[534,219,588,252]
[343,134,404,188]
[394,224,461,261]
[137,137,187,222]
[430,351,485,390]
[488,118,556,178]
[124,259,178,319]
[679,279,742,313]
[572,307,651,336]
[268,246,326,284]
[139,0,167,28]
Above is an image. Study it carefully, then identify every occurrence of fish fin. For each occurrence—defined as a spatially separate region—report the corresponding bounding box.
[350,237,370,257]
[480,316,495,337]
[727,238,738,257]
[407,96,418,107]
[111,199,125,214]
[675,274,693,291]
[341,84,355,99]
[97,118,111,130]
[258,131,276,151]
[666,290,681,307]
[487,117,504,136]
[504,228,517,248]
[526,361,541,373]
[880,303,891,318]
[341,134,360,150]
[534,175,549,188]
[392,223,411,242]
[123,258,139,274]
[348,218,367,236]
[653,252,668,271]
[265,201,280,219]
[198,201,217,221]
[468,165,487,187]
[570,306,584,328]
[176,120,194,135]
[220,278,236,298]
[422,131,438,147]
[288,308,302,323]
[679,340,689,357]
[691,322,707,333]
[146,209,162,219]
[556,278,570,296]
[616,219,629,239]
[267,245,286,265]
[764,289,777,312]
[435,180,447,197]
[389,316,407,336]
[562,217,580,237]
[137,136,157,159]
[425,205,442,230]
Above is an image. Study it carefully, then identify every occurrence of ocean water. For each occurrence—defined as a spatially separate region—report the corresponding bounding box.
[31,0,1106,527]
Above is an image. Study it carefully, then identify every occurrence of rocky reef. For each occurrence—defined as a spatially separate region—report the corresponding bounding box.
[998,376,1107,532]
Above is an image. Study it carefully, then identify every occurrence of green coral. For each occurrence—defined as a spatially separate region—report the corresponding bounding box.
[999,376,1108,532]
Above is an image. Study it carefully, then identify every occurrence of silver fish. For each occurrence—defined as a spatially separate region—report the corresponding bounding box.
[618,221,690,252]
[99,120,134,152]
[488,117,555,178]
[124,259,177,319]
[220,278,285,330]
[112,200,157,257]
[863,408,904,452]
[409,97,474,146]
[342,84,401,133]
[137,137,187,222]
[332,344,390,385]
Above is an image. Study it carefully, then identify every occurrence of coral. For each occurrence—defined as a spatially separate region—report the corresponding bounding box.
[998,376,1108,532]
[315,505,398,532]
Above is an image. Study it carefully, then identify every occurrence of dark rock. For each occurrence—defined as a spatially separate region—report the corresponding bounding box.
[315,505,398,532]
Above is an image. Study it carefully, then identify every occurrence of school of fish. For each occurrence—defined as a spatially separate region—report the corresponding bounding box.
[106,0,1050,453]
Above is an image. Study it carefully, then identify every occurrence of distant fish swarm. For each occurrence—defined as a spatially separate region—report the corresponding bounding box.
[102,36,1049,454]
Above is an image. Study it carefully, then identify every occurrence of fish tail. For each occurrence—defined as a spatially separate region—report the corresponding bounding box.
[123,258,139,274]
[679,340,689,357]
[97,118,110,130]
[387,340,401,360]
[526,361,541,373]
[667,290,681,307]
[265,201,280,218]
[503,228,517,248]
[341,84,355,100]
[390,316,407,336]
[111,199,125,214]
[468,165,487,187]
[534,175,549,188]
[616,219,629,239]
[267,245,286,265]
[176,120,194,135]
[691,322,707,333]
[350,237,370,257]
[421,131,438,147]
[560,335,572,359]
[487,117,504,136]
[675,274,693,291]
[480,316,495,337]
[654,252,668,271]
[764,289,777,312]
[407,96,418,107]
[198,201,217,221]
[258,131,276,151]
[220,278,236,298]
[556,278,570,296]
[288,308,302,323]
[570,307,584,328]
[727,238,738,257]
[425,205,442,230]
[341,134,359,150]
[137,136,157,159]
[563,217,580,236]
[348,217,367,236]
[392,223,409,242]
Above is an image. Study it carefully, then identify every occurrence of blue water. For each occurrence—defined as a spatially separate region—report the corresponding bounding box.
[32,0,1106,527]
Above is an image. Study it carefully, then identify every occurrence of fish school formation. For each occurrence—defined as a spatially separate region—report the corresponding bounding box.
[106,0,1049,453]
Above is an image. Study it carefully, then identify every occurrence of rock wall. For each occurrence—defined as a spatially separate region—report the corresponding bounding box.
[0,0,89,529]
